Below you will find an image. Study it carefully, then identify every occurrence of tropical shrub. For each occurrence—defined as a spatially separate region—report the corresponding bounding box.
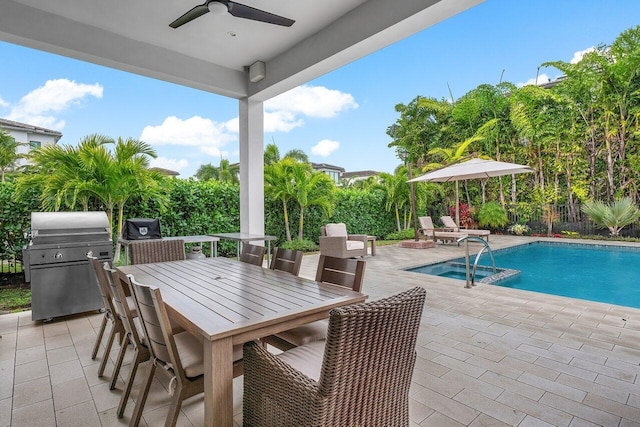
[477,202,508,229]
[279,238,318,252]
[450,203,474,228]
[507,223,530,236]
[581,197,640,237]
[385,228,416,240]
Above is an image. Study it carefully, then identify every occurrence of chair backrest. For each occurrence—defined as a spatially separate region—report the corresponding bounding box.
[129,239,186,265]
[107,266,145,348]
[88,256,117,316]
[315,255,365,292]
[324,223,348,237]
[128,276,184,375]
[440,215,459,231]
[239,243,266,266]
[418,216,434,231]
[318,287,426,425]
[269,247,303,276]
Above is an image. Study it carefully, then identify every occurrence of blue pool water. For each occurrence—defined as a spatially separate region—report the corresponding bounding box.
[419,242,640,309]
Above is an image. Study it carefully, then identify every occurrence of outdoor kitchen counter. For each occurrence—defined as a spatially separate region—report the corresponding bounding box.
[118,235,219,265]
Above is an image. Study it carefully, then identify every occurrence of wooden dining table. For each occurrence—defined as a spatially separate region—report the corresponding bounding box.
[118,257,367,427]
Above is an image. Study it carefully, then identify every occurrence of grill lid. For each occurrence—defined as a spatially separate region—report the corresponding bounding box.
[30,211,111,245]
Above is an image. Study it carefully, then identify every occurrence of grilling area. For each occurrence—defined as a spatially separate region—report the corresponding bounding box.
[24,212,113,322]
[2,236,640,426]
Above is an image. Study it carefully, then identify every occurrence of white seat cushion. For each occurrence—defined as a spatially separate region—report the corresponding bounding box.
[325,223,348,237]
[276,340,326,381]
[346,240,365,250]
[275,319,328,347]
[174,332,243,379]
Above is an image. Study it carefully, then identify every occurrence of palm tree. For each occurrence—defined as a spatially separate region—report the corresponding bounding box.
[379,167,410,232]
[0,129,25,182]
[196,163,218,181]
[283,149,309,163]
[291,164,334,239]
[264,158,296,241]
[582,197,640,237]
[264,142,280,165]
[217,159,239,184]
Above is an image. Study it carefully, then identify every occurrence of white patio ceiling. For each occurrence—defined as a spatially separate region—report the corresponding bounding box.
[0,0,483,236]
[0,0,482,101]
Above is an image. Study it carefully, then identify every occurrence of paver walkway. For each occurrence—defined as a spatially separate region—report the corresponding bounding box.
[1,235,640,426]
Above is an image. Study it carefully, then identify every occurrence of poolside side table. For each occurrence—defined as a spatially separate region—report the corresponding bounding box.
[367,236,377,256]
[211,232,277,266]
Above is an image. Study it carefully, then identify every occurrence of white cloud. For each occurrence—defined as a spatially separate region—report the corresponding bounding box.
[6,79,103,130]
[519,73,554,87]
[570,47,595,64]
[140,116,237,157]
[311,139,340,157]
[264,110,304,132]
[262,85,358,133]
[150,156,189,172]
[0,97,8,108]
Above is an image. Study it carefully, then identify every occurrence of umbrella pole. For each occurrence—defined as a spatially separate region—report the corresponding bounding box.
[455,180,460,228]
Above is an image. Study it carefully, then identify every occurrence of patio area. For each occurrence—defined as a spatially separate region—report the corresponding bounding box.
[2,235,640,426]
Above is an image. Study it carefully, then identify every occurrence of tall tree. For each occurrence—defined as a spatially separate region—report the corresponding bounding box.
[195,163,218,181]
[291,164,334,239]
[283,148,309,163]
[264,142,280,165]
[0,129,24,182]
[264,158,296,241]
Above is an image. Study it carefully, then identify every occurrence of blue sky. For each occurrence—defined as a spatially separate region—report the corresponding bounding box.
[1,0,639,178]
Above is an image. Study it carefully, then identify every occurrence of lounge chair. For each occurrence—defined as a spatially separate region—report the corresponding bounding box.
[418,216,468,243]
[319,223,367,258]
[441,215,491,241]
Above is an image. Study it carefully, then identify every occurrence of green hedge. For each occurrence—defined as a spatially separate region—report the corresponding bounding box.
[1,179,398,259]
[0,181,40,261]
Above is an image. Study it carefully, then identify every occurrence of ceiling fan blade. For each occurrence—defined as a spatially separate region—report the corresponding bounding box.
[169,4,210,28]
[227,1,295,27]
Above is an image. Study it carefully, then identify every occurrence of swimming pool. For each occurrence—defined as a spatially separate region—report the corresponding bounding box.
[410,242,640,309]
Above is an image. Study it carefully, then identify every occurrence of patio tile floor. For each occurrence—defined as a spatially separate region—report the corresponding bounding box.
[1,235,640,426]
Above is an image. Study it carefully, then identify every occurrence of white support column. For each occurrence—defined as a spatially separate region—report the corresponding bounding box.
[238,97,264,235]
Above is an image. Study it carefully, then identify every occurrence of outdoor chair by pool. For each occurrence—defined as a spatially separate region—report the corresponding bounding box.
[266,255,366,351]
[239,242,266,266]
[269,247,303,276]
[129,239,186,264]
[441,215,490,241]
[243,286,426,427]
[88,256,124,379]
[128,275,243,427]
[418,216,468,244]
[318,222,367,258]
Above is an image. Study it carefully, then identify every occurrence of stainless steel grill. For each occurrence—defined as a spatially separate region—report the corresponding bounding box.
[24,211,113,321]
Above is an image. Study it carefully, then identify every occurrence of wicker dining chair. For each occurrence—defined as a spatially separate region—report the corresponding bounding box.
[239,242,266,266]
[129,239,186,265]
[105,267,150,418]
[267,255,366,351]
[269,247,303,276]
[87,256,125,379]
[244,286,427,427]
[127,275,244,427]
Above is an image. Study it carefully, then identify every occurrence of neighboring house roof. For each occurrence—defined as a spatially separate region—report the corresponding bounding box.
[150,167,180,176]
[311,162,345,173]
[0,118,63,142]
[342,170,379,179]
[536,75,567,89]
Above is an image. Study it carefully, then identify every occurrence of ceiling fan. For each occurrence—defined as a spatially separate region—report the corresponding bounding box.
[169,1,295,28]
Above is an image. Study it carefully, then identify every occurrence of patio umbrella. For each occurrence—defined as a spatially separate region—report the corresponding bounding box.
[408,158,534,227]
